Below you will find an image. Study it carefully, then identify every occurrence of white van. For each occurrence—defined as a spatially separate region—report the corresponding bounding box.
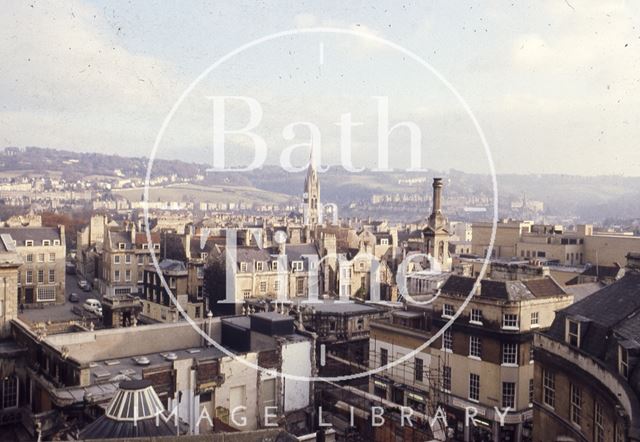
[83,298,102,317]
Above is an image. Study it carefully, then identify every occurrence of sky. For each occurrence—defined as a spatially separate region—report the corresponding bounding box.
[1,1,639,176]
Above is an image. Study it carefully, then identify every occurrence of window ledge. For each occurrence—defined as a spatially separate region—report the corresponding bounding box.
[468,355,482,361]
[501,363,519,368]
[469,320,483,326]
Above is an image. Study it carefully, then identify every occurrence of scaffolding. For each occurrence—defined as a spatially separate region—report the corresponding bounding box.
[367,333,450,422]
[315,331,452,441]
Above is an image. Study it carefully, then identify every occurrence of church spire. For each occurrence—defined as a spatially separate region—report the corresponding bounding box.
[303,143,320,228]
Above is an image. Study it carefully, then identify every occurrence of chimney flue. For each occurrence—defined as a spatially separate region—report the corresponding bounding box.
[432,178,443,215]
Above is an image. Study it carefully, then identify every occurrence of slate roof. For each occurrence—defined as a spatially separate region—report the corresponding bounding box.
[189,235,225,257]
[157,259,186,273]
[441,275,566,301]
[108,231,132,249]
[551,271,640,330]
[544,271,640,367]
[235,247,272,263]
[280,243,319,262]
[581,264,622,278]
[563,282,605,303]
[0,227,61,246]
[523,278,567,297]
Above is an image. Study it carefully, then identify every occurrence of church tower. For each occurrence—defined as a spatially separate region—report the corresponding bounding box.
[423,178,451,271]
[303,146,320,229]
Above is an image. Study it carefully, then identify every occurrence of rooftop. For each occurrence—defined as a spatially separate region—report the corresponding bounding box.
[441,275,567,301]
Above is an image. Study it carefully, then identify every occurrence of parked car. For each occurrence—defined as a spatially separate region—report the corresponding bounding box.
[68,293,80,303]
[78,280,91,292]
[83,298,102,317]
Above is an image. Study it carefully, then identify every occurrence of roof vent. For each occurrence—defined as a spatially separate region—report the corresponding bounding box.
[134,356,151,366]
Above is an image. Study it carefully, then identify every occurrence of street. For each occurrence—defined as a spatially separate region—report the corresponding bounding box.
[19,272,103,324]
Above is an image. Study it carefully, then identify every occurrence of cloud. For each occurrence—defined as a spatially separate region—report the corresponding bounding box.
[293,13,317,29]
[0,1,186,154]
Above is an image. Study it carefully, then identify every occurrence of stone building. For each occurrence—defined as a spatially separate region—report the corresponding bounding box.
[213,243,320,304]
[428,264,572,441]
[472,220,640,267]
[141,259,204,322]
[99,224,160,297]
[0,235,21,338]
[0,226,66,306]
[1,314,313,439]
[532,253,640,442]
[368,309,434,419]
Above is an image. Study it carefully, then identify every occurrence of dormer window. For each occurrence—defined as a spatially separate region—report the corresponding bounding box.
[256,262,264,271]
[142,244,149,250]
[118,242,125,250]
[53,239,60,246]
[42,240,50,246]
[272,261,278,271]
[201,252,208,260]
[566,319,580,347]
[240,262,248,272]
[292,261,303,272]
[619,346,629,378]
[153,244,160,250]
[25,240,33,247]
[381,238,389,245]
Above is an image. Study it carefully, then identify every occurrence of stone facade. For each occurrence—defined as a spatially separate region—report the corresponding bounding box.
[0,226,66,306]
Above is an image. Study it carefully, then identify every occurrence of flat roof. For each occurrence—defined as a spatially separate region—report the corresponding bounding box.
[298,301,382,314]
[89,346,226,385]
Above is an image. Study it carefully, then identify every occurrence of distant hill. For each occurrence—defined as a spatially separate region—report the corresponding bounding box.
[0,146,205,181]
[2,146,639,223]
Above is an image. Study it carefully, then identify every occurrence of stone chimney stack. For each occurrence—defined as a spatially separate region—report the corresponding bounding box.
[428,178,447,231]
[432,177,443,216]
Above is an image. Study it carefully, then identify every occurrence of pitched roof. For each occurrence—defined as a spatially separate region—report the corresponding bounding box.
[523,278,566,297]
[0,227,61,246]
[235,247,272,263]
[441,275,566,301]
[554,271,640,329]
[281,243,318,262]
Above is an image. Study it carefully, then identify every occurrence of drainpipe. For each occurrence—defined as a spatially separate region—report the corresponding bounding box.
[2,277,6,334]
